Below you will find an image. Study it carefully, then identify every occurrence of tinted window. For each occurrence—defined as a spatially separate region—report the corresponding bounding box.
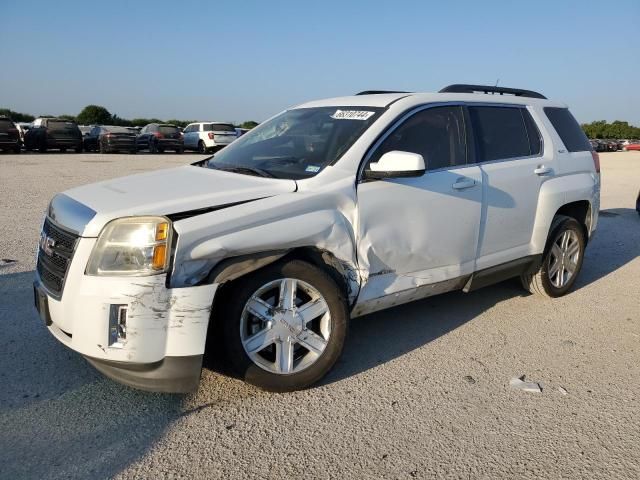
[204,123,235,132]
[522,109,543,156]
[0,119,14,131]
[158,125,179,134]
[469,106,530,161]
[49,120,78,130]
[370,106,467,171]
[544,107,591,152]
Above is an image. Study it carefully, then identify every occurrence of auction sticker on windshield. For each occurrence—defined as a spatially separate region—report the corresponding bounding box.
[331,110,376,121]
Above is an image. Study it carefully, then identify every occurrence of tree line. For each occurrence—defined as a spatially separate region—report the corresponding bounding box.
[580,120,640,140]
[0,105,259,130]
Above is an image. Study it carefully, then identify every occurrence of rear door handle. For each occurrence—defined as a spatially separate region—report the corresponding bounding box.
[534,166,553,176]
[452,178,477,190]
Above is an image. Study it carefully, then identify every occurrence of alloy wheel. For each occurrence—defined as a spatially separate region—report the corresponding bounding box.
[548,229,581,288]
[240,278,331,375]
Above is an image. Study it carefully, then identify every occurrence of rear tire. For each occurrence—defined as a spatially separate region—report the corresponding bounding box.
[220,260,348,392]
[38,141,47,153]
[198,141,208,154]
[59,147,66,153]
[175,147,183,154]
[99,141,106,154]
[75,146,82,153]
[13,145,21,154]
[520,215,586,298]
[149,139,158,154]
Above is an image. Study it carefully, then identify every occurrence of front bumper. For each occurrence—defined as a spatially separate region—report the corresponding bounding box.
[35,236,217,392]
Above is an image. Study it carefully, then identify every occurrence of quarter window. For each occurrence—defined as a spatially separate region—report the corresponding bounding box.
[544,107,591,152]
[468,106,531,162]
[370,106,467,171]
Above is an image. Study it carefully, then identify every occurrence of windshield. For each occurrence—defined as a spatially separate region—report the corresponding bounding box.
[205,106,383,179]
[49,120,77,129]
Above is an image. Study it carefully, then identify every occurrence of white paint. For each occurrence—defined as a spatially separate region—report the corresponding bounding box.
[40,89,600,381]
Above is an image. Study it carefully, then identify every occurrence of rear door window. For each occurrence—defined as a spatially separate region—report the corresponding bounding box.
[370,105,467,171]
[0,119,14,131]
[468,106,531,162]
[159,125,179,134]
[544,107,591,152]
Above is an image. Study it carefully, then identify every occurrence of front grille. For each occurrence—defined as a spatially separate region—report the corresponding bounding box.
[36,218,79,298]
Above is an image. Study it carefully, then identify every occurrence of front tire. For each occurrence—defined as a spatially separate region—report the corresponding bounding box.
[220,260,348,392]
[520,215,586,297]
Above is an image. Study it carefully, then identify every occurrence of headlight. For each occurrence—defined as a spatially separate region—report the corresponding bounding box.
[86,216,172,276]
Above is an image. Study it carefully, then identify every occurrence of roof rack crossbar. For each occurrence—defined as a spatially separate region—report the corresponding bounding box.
[439,84,546,99]
[355,90,410,95]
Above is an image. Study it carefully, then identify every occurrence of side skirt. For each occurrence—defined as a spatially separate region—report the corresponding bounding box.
[463,254,542,293]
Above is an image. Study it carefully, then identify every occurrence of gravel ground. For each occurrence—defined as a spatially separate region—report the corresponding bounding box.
[0,151,639,479]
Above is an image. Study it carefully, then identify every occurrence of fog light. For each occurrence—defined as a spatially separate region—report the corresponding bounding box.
[108,304,127,347]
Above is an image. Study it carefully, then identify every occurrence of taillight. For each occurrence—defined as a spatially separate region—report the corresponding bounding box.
[208,132,215,140]
[153,132,164,139]
[591,150,600,173]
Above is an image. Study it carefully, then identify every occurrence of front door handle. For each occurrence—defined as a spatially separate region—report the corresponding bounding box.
[452,178,477,190]
[534,166,553,176]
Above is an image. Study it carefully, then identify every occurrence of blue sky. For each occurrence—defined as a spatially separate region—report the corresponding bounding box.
[1,0,638,124]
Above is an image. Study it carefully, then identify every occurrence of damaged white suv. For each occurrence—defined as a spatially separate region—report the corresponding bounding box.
[34,84,600,393]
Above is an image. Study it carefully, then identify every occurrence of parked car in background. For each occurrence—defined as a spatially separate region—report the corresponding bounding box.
[24,118,83,153]
[84,125,137,153]
[135,123,183,153]
[623,142,640,151]
[183,122,237,153]
[16,122,32,144]
[236,128,250,137]
[79,126,93,139]
[0,116,21,153]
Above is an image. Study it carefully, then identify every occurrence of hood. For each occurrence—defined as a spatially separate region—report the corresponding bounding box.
[62,165,297,237]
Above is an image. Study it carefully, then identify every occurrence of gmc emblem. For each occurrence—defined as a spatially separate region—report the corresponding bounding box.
[39,231,56,256]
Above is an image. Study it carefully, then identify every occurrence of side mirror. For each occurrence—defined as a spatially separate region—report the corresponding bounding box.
[365,151,426,179]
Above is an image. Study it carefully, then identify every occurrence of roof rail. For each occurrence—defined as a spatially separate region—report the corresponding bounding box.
[356,90,410,95]
[439,84,547,99]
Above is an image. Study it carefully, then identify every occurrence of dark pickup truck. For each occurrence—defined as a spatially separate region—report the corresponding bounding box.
[24,118,83,153]
[0,117,21,153]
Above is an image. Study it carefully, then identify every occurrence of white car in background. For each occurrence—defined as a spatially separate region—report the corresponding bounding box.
[183,122,238,153]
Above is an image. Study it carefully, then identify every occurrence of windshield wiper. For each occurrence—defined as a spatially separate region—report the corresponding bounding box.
[214,166,275,178]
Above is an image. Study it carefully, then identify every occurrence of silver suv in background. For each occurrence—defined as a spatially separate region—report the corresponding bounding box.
[183,122,238,153]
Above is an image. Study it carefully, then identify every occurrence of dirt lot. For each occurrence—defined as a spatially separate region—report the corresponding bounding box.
[0,151,638,479]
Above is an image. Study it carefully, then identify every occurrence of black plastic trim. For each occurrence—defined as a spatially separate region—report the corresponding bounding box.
[463,254,543,292]
[84,355,203,393]
[439,84,547,99]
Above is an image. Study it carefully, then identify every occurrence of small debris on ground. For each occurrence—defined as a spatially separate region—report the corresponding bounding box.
[558,386,568,395]
[0,258,18,266]
[463,375,476,385]
[509,376,542,393]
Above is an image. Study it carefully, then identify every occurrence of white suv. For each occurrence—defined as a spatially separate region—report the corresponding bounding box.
[34,84,600,393]
[183,122,238,153]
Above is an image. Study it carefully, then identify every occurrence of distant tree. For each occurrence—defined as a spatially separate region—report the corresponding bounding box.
[0,108,35,122]
[76,105,112,125]
[581,120,640,139]
[130,118,163,127]
[240,121,259,129]
[165,119,194,128]
[110,114,132,126]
